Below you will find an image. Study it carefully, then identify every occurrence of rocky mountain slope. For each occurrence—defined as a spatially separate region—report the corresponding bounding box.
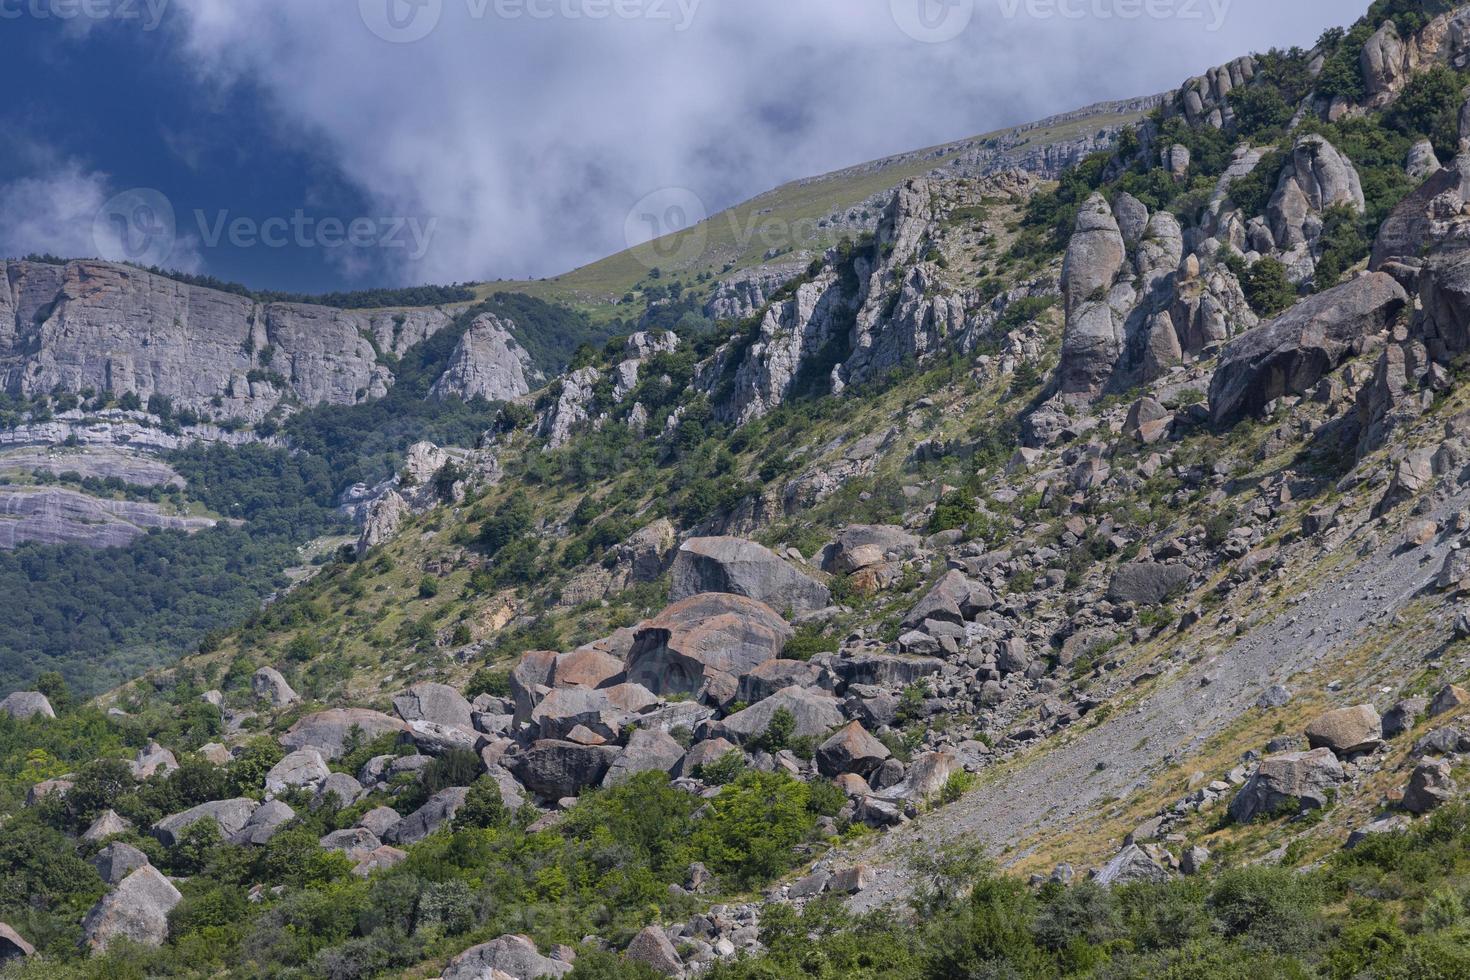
[15,2,1470,977]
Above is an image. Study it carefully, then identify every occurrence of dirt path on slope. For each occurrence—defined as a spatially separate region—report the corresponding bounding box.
[842,490,1466,914]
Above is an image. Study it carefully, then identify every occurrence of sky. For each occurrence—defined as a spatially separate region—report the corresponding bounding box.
[0,0,1355,293]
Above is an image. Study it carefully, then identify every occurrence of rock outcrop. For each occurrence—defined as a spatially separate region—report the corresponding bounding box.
[429,313,535,403]
[0,485,217,549]
[81,866,182,952]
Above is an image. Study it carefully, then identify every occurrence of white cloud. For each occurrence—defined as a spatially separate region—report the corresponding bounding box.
[163,0,1349,283]
[0,162,113,260]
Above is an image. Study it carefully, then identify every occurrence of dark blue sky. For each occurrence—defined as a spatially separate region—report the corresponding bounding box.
[1,14,385,293]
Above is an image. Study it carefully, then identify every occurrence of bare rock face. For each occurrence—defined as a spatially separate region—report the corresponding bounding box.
[81,866,182,953]
[624,593,793,704]
[540,366,600,449]
[0,485,217,549]
[704,262,808,321]
[1371,154,1470,270]
[429,313,534,403]
[1,260,456,422]
[1229,748,1345,823]
[442,935,573,980]
[355,490,410,555]
[231,800,295,845]
[821,525,920,577]
[1210,273,1408,427]
[1362,20,1413,104]
[1408,140,1443,181]
[0,691,54,720]
[603,729,686,786]
[670,536,830,614]
[265,749,331,796]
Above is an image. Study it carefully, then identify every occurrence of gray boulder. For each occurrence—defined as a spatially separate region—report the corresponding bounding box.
[1267,134,1365,251]
[1404,759,1457,814]
[509,741,620,800]
[625,925,684,977]
[1305,704,1383,756]
[153,798,259,846]
[82,809,133,843]
[265,749,331,795]
[822,525,920,575]
[356,806,404,840]
[280,708,408,760]
[604,729,686,786]
[1107,562,1190,606]
[251,667,299,706]
[231,800,295,845]
[314,772,365,809]
[442,934,573,980]
[671,537,831,614]
[320,827,382,854]
[89,842,149,885]
[714,687,845,745]
[816,721,891,778]
[388,787,471,845]
[737,659,828,705]
[1095,844,1169,886]
[1383,697,1429,739]
[81,866,182,952]
[1210,273,1407,426]
[1229,748,1345,823]
[393,682,473,729]
[0,692,54,720]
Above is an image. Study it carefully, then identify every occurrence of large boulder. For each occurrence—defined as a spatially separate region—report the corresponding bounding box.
[603,729,686,786]
[509,740,620,800]
[1305,704,1383,756]
[153,798,259,846]
[1210,273,1408,426]
[1228,748,1345,823]
[442,934,573,980]
[388,787,470,845]
[232,800,295,845]
[625,925,684,977]
[816,721,891,778]
[714,686,845,745]
[280,708,408,760]
[81,866,182,952]
[392,682,473,729]
[1107,562,1190,606]
[1404,759,1458,814]
[737,659,829,705]
[89,842,149,885]
[530,686,640,742]
[82,809,133,843]
[1095,843,1170,886]
[625,593,792,704]
[251,667,299,706]
[670,537,830,614]
[902,569,978,629]
[265,749,331,796]
[822,525,920,575]
[510,649,559,724]
[550,647,625,690]
[0,692,54,720]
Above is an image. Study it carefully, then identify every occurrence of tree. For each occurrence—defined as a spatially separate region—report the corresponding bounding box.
[1243,258,1297,317]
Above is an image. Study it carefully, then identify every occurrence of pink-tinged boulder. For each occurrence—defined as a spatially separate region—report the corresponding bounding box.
[625,593,792,704]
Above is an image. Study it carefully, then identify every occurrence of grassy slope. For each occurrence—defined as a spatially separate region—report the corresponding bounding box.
[481,106,1150,319]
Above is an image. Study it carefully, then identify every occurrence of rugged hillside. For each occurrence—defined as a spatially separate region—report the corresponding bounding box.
[16,2,1470,978]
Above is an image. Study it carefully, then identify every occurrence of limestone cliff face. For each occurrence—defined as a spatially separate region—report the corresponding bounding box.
[428,313,535,404]
[1,260,457,422]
